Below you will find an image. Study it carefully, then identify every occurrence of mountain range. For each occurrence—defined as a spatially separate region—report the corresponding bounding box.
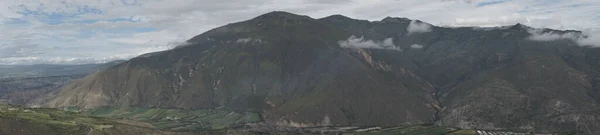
[40,11,600,134]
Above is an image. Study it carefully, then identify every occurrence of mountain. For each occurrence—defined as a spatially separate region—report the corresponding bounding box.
[47,11,437,127]
[320,16,600,134]
[46,11,600,134]
[0,61,124,106]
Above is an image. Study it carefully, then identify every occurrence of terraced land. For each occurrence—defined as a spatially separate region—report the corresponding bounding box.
[85,106,261,132]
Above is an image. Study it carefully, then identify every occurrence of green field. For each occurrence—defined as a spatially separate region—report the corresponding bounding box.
[0,104,120,135]
[85,106,261,132]
[0,104,114,128]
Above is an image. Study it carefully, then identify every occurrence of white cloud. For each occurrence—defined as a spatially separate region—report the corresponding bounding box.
[407,20,433,34]
[578,34,600,47]
[526,28,600,47]
[0,1,23,20]
[447,14,531,27]
[527,29,579,41]
[339,36,400,51]
[410,44,424,49]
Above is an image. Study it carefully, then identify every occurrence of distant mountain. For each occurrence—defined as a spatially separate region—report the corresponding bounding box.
[0,60,124,106]
[47,11,600,134]
[0,60,126,78]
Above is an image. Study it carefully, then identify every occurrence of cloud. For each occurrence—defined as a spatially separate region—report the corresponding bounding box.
[441,0,474,4]
[526,28,600,47]
[527,29,580,41]
[443,14,565,28]
[407,20,433,34]
[339,36,400,51]
[0,34,180,65]
[410,44,424,49]
[0,40,42,58]
[577,33,600,47]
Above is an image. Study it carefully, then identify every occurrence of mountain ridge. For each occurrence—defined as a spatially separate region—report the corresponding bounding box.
[46,11,600,134]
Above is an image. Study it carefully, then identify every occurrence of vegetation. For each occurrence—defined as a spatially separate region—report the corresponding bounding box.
[85,106,261,132]
[0,104,113,128]
[0,104,540,134]
[0,104,206,135]
[0,104,115,135]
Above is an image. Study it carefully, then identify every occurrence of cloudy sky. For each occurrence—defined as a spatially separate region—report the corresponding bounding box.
[0,0,598,65]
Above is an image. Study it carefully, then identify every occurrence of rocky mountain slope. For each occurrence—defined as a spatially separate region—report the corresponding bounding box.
[47,11,600,134]
[320,16,600,134]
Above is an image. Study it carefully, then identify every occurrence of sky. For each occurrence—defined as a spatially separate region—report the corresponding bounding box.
[0,0,599,65]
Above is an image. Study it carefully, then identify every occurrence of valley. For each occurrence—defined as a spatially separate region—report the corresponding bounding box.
[1,104,544,135]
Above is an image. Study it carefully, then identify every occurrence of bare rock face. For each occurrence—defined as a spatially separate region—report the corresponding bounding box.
[48,11,600,134]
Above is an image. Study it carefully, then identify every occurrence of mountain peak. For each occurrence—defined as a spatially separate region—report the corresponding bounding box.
[253,11,312,21]
[381,17,411,23]
[321,14,354,20]
[508,23,532,30]
[186,11,321,43]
